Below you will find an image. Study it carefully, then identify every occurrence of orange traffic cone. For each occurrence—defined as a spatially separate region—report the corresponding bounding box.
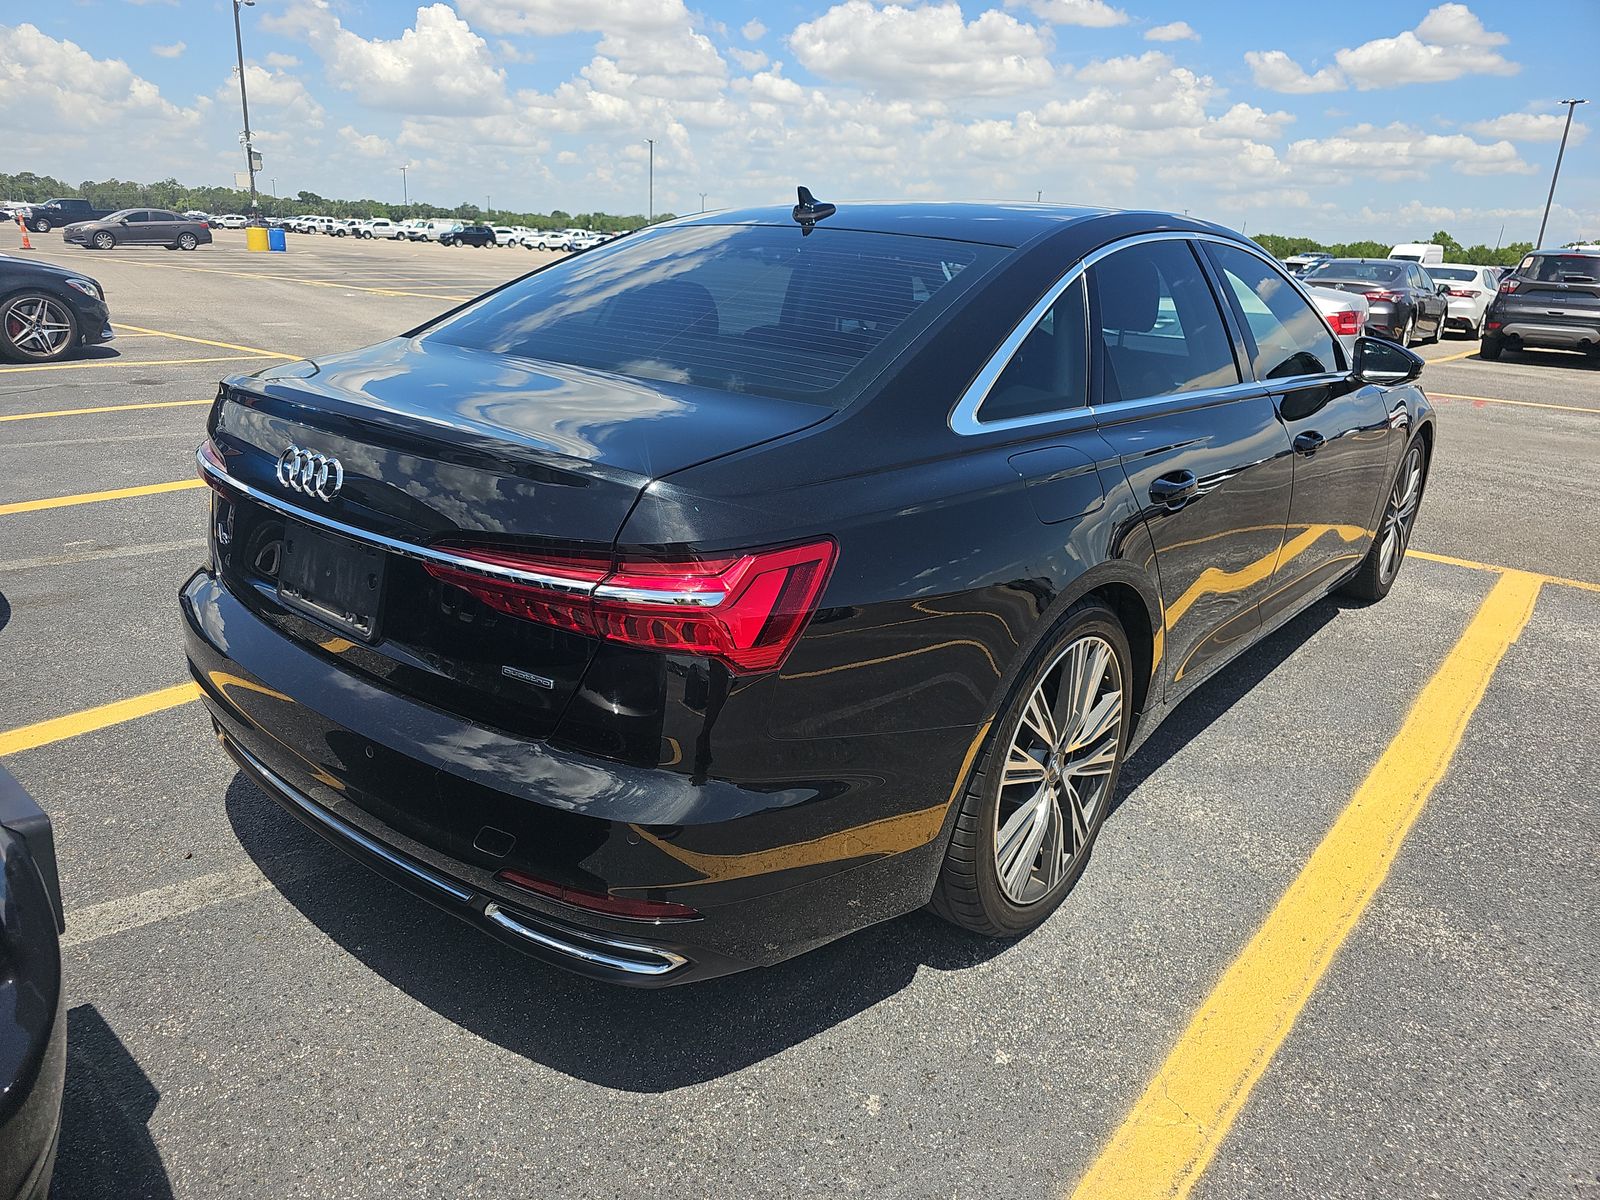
[15,214,33,251]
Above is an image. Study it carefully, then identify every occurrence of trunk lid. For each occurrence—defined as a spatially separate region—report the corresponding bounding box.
[209,337,831,740]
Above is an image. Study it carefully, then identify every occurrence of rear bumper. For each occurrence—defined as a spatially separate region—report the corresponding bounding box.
[180,569,948,985]
[1490,319,1599,351]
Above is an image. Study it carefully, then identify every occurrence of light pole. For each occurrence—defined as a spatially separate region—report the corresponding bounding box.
[231,0,259,219]
[399,164,409,215]
[1536,98,1588,248]
[485,194,491,219]
[647,138,654,223]
[699,192,707,212]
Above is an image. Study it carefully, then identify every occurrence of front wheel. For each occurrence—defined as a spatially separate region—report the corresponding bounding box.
[1,291,80,363]
[930,599,1130,937]
[91,231,115,250]
[1341,435,1429,602]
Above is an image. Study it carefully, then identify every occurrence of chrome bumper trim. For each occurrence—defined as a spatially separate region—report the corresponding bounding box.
[221,731,688,977]
[483,904,688,976]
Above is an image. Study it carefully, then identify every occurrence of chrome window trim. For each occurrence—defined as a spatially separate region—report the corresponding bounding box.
[950,230,1348,436]
[197,448,724,607]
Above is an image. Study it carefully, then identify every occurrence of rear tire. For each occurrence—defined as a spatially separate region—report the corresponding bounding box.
[32,218,52,235]
[1401,313,1417,348]
[930,598,1131,938]
[177,232,198,251]
[1341,434,1429,603]
[1479,334,1504,361]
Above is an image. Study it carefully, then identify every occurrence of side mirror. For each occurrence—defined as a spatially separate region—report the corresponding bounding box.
[1352,335,1424,386]
[1435,281,1450,295]
[118,217,131,225]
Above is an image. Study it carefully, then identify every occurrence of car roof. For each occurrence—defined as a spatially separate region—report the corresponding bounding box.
[1529,247,1600,256]
[671,200,1119,248]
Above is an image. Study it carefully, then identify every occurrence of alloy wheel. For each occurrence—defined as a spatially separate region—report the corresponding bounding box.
[1377,444,1424,586]
[3,295,74,359]
[994,635,1124,905]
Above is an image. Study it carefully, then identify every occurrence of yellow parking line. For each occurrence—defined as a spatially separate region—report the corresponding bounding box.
[0,355,273,374]
[1411,550,1600,594]
[0,479,206,515]
[1067,569,1542,1200]
[0,399,211,423]
[0,683,200,757]
[110,323,297,359]
[1428,391,1598,416]
[1428,348,1477,364]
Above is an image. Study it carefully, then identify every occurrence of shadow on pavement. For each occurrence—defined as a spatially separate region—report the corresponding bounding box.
[1115,595,1341,799]
[51,1005,174,1200]
[225,775,1007,1093]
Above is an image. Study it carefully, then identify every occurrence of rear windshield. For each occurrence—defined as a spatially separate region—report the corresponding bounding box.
[1305,260,1404,284]
[424,224,1003,405]
[1518,254,1600,283]
[1428,267,1479,281]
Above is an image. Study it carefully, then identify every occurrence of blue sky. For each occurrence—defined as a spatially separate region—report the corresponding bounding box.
[3,0,1595,243]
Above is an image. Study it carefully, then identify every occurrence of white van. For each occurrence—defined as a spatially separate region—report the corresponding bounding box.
[1390,243,1444,265]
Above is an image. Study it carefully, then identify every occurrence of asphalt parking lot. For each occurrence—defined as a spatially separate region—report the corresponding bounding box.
[2,226,1597,1199]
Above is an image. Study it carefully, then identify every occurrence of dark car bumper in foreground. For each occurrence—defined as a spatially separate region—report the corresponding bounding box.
[0,769,66,1200]
[180,570,948,986]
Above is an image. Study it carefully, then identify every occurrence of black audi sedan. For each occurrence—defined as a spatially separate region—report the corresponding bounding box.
[0,253,112,363]
[0,768,66,1200]
[183,199,1435,985]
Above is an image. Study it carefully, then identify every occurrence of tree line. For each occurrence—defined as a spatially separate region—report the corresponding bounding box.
[1251,229,1536,268]
[0,171,672,233]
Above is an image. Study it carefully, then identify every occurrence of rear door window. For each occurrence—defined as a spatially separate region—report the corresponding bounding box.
[1090,240,1240,403]
[1205,243,1339,379]
[981,276,1088,421]
[425,225,1004,405]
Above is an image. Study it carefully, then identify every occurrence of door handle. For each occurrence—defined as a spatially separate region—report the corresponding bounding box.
[1293,431,1326,456]
[1149,470,1199,507]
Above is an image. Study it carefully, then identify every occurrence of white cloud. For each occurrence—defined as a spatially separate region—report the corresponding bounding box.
[728,47,769,72]
[741,19,767,40]
[1465,111,1588,143]
[453,0,686,37]
[337,124,394,159]
[221,64,327,129]
[0,23,199,127]
[151,41,186,58]
[790,2,1054,97]
[1005,0,1128,28]
[1287,122,1535,177]
[269,2,508,115]
[265,52,301,69]
[1145,21,1196,42]
[1247,4,1517,95]
[1245,49,1346,94]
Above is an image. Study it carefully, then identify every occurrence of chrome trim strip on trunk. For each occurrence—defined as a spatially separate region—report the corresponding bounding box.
[197,448,723,607]
[222,731,688,976]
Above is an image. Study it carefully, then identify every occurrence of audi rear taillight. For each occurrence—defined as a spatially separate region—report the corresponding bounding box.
[496,869,700,921]
[1325,309,1363,337]
[424,539,837,674]
[197,438,234,495]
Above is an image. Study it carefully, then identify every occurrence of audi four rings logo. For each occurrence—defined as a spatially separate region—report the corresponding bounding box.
[276,445,344,501]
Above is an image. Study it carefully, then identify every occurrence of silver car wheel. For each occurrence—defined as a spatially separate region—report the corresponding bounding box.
[1377,444,1424,586]
[994,635,1123,905]
[3,295,75,359]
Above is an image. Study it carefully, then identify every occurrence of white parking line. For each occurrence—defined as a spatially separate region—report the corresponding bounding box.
[62,863,274,949]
